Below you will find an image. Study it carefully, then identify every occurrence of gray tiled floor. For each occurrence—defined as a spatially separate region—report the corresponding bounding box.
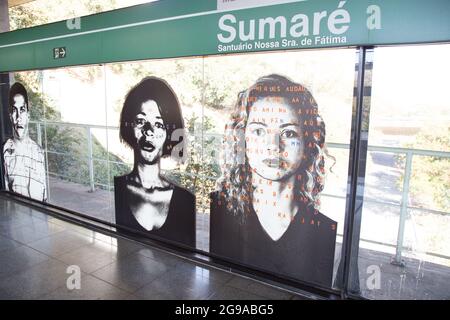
[0,196,303,300]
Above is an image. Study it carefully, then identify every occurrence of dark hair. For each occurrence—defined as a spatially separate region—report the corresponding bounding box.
[119,77,185,158]
[217,74,327,221]
[9,82,29,113]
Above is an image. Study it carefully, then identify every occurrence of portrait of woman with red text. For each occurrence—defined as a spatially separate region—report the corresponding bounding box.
[210,74,337,287]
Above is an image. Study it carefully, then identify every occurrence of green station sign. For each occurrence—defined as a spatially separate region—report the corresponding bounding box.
[0,0,449,72]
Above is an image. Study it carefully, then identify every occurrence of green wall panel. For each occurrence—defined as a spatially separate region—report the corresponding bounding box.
[0,0,449,72]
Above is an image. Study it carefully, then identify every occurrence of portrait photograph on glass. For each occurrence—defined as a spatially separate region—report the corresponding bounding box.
[2,82,47,202]
[114,76,196,247]
[210,74,337,287]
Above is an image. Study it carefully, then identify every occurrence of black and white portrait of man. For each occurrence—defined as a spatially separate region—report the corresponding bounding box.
[2,82,47,202]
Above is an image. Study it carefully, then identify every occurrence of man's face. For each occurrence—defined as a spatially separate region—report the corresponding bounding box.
[10,94,29,140]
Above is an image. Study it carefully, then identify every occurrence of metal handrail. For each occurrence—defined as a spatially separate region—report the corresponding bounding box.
[29,120,450,264]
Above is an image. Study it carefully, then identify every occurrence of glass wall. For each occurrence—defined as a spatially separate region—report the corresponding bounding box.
[355,44,450,300]
[202,50,355,288]
[3,44,449,297]
[2,48,356,290]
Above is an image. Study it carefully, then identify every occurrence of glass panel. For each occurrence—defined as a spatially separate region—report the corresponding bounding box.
[357,44,450,300]
[42,66,107,126]
[33,65,114,223]
[2,71,48,201]
[105,57,204,248]
[204,49,356,288]
[364,151,404,205]
[2,48,356,290]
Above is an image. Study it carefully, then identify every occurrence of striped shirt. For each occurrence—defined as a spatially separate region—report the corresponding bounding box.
[3,138,47,202]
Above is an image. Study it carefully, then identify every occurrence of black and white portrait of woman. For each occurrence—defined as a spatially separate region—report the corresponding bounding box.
[3,82,47,202]
[114,77,195,248]
[210,74,337,287]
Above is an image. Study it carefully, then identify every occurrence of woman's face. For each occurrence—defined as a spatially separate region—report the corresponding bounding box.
[132,100,167,164]
[245,97,304,181]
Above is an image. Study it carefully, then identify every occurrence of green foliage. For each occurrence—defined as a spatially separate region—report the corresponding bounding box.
[9,0,119,31]
[85,0,117,14]
[8,5,48,30]
[15,73,59,121]
[177,115,222,213]
[191,74,229,110]
[398,127,450,212]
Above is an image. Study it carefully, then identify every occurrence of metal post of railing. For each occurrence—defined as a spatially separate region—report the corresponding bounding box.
[86,126,95,192]
[392,151,413,266]
[36,122,42,147]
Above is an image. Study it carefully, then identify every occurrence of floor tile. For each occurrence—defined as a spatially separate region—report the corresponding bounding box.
[0,246,50,278]
[290,294,309,300]
[26,230,96,257]
[173,261,234,285]
[0,220,66,245]
[0,215,33,233]
[91,252,172,293]
[0,196,313,301]
[134,268,224,300]
[0,259,68,299]
[226,276,294,300]
[0,235,22,253]
[40,273,130,300]
[207,285,267,300]
[29,209,53,222]
[47,219,96,237]
[109,237,146,253]
[56,240,137,273]
[136,246,185,267]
